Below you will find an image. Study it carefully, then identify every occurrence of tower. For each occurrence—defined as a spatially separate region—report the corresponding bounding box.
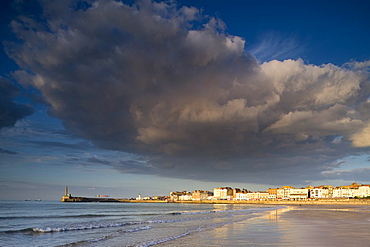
[65,186,69,196]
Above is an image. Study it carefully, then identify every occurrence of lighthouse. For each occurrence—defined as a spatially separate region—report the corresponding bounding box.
[61,186,72,202]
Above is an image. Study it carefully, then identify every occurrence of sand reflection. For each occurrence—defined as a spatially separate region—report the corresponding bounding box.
[275,205,370,246]
[157,205,370,246]
[206,205,370,246]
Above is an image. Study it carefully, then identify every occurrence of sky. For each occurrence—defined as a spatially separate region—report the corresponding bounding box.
[1,0,370,200]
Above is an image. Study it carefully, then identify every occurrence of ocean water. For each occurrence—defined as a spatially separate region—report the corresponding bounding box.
[0,200,281,246]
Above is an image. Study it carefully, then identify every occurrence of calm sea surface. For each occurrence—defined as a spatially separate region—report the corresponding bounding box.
[0,200,281,246]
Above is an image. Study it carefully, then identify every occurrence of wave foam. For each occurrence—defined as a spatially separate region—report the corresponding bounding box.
[32,222,130,233]
[136,227,202,247]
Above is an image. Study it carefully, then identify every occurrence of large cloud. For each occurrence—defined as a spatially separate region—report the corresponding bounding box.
[5,0,370,184]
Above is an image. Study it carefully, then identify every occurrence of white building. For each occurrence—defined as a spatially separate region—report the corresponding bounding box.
[332,185,370,198]
[234,191,248,200]
[246,192,269,200]
[179,192,192,201]
[192,190,213,201]
[234,191,269,200]
[277,186,295,199]
[268,194,277,199]
[358,185,370,198]
[170,191,192,201]
[276,186,308,200]
[310,187,331,199]
[213,187,233,200]
[289,189,309,200]
[332,188,357,198]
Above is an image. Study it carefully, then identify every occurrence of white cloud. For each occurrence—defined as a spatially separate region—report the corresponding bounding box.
[265,104,364,137]
[261,59,363,106]
[350,122,370,147]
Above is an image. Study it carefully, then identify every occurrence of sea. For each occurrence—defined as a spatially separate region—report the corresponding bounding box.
[0,200,282,246]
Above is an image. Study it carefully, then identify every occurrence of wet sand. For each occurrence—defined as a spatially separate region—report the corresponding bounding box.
[158,205,370,246]
[276,205,370,246]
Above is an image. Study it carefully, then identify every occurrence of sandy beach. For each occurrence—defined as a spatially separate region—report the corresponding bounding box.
[157,204,370,246]
[276,205,370,246]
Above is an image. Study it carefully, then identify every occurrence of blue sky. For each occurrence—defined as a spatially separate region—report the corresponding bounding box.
[1,0,370,200]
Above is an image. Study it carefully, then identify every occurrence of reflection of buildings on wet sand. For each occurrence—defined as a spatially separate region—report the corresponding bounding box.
[210,206,295,246]
[248,205,370,246]
[267,207,292,223]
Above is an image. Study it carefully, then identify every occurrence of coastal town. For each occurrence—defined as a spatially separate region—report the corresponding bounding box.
[162,182,370,202]
[61,183,370,203]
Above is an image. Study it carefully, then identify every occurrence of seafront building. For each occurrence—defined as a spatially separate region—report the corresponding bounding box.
[331,183,370,198]
[359,185,370,197]
[192,190,213,201]
[170,191,191,201]
[309,186,333,199]
[285,188,309,200]
[213,187,233,200]
[276,186,294,199]
[244,192,269,200]
[169,183,370,201]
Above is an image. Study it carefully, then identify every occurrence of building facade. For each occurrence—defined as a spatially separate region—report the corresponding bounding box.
[192,190,213,201]
[213,187,233,200]
[277,186,295,199]
[289,189,309,200]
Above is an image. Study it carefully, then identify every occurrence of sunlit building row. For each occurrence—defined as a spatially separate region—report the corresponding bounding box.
[169,183,370,201]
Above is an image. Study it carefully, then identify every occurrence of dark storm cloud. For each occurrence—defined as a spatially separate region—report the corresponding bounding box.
[0,77,34,129]
[5,0,370,184]
[88,157,112,165]
[0,147,17,155]
[88,156,153,173]
[29,140,91,150]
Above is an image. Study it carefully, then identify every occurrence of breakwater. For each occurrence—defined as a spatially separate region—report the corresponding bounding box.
[61,196,130,203]
[61,194,173,203]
